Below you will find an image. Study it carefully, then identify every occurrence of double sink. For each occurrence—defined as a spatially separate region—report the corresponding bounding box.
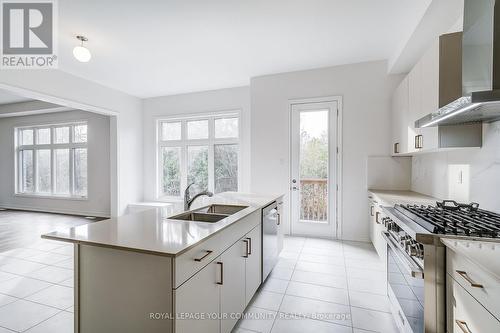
[169,204,249,223]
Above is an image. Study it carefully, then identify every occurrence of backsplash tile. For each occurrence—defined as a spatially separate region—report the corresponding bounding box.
[411,122,500,213]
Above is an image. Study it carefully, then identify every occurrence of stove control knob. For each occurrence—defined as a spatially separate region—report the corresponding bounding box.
[399,235,411,244]
[409,244,424,259]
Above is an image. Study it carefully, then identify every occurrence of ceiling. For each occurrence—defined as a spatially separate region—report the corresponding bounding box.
[0,90,32,105]
[57,0,431,98]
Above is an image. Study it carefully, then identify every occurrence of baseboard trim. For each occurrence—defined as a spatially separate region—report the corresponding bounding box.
[0,204,110,218]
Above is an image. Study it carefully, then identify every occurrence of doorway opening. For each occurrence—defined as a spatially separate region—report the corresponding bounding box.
[290,97,342,239]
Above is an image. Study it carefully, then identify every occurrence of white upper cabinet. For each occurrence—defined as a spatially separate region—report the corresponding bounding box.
[391,32,482,155]
[391,76,409,154]
[419,38,440,151]
[408,58,423,153]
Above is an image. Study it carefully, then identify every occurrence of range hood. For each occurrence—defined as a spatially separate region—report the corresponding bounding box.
[416,0,500,128]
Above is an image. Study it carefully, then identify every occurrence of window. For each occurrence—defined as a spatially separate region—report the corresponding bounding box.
[158,113,239,198]
[16,122,88,198]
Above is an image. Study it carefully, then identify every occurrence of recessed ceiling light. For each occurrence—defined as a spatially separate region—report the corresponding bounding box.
[73,35,92,62]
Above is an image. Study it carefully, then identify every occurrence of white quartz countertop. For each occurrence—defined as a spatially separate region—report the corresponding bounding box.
[42,192,282,257]
[441,238,500,282]
[368,189,440,207]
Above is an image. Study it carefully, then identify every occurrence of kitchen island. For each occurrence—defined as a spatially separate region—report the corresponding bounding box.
[43,192,283,333]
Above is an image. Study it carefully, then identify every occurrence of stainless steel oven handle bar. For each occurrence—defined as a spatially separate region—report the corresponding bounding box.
[382,231,424,279]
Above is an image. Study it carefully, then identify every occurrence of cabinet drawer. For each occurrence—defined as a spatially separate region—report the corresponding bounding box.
[447,248,500,320]
[173,210,260,288]
[447,275,500,333]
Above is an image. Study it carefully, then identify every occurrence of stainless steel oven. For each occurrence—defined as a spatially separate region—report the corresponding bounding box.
[384,231,425,333]
[382,206,446,333]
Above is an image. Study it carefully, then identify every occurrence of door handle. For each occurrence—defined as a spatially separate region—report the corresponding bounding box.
[370,206,374,217]
[375,212,381,224]
[246,237,252,255]
[456,270,484,288]
[277,213,281,225]
[243,239,249,258]
[216,262,223,285]
[394,142,400,154]
[455,320,472,333]
[414,135,423,149]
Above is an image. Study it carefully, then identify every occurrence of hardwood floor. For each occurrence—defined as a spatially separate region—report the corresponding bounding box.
[0,209,106,253]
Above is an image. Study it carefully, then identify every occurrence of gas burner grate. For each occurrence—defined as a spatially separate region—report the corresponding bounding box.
[396,201,500,238]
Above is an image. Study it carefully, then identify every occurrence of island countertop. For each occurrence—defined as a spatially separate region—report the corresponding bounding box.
[42,192,282,257]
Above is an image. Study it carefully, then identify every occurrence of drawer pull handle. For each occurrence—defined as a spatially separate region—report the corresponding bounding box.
[194,250,213,262]
[370,206,374,217]
[246,237,252,255]
[455,320,472,333]
[375,212,381,224]
[277,213,281,226]
[217,262,223,285]
[456,270,484,288]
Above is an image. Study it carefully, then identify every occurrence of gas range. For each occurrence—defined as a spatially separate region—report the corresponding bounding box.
[379,200,500,333]
[395,200,500,238]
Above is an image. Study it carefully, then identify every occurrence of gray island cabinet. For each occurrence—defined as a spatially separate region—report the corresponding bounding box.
[43,193,282,333]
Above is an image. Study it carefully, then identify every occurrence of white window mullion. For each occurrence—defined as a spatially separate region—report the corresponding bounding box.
[50,146,55,195]
[33,149,38,193]
[69,125,74,195]
[32,128,38,193]
[18,150,23,193]
[208,117,215,193]
[180,120,188,197]
[236,143,241,192]
[69,148,75,196]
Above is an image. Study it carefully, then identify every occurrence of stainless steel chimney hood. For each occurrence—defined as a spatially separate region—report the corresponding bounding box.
[416,0,500,128]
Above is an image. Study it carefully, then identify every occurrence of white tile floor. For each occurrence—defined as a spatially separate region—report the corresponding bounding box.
[0,236,398,333]
[0,239,73,332]
[236,236,400,333]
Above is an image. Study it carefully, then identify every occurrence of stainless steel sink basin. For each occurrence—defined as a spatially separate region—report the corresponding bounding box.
[194,204,248,215]
[169,212,228,223]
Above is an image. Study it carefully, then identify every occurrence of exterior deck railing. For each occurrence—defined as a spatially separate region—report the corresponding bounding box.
[300,178,328,221]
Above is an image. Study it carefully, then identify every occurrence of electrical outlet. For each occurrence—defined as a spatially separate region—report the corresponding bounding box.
[448,164,470,202]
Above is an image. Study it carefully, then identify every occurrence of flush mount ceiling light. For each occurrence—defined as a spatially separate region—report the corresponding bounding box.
[73,35,92,62]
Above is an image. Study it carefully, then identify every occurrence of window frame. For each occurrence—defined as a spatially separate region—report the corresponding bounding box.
[156,111,240,200]
[15,121,89,200]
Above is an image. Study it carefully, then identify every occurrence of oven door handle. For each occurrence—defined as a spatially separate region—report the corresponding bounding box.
[382,232,424,279]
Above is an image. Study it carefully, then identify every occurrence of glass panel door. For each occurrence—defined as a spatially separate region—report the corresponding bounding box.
[299,110,329,223]
[290,101,338,238]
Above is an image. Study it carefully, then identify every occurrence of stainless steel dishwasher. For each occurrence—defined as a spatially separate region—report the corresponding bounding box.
[262,201,283,281]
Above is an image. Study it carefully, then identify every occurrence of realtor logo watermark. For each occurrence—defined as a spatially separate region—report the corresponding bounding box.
[1,0,58,68]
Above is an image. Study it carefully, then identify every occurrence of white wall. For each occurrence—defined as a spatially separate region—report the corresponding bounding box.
[251,61,401,241]
[411,121,500,213]
[251,61,402,242]
[0,70,143,215]
[367,156,412,191]
[0,110,111,216]
[142,86,251,201]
